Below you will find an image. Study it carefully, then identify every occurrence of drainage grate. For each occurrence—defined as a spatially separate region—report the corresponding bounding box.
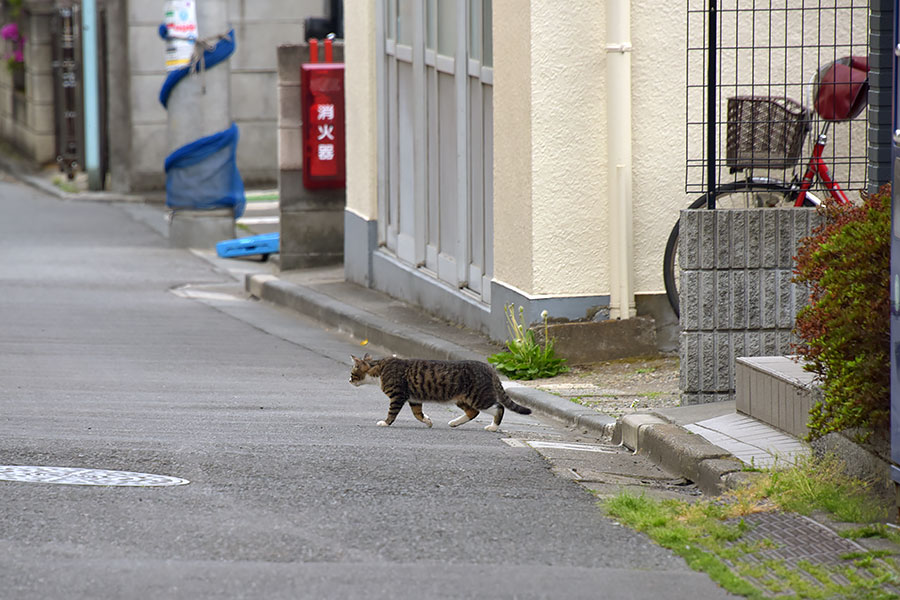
[723,512,899,597]
[0,466,189,487]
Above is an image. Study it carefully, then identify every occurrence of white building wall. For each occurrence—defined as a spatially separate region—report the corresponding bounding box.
[343,0,377,223]
[345,0,692,340]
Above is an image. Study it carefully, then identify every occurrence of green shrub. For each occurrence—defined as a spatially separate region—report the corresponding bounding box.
[488,304,568,380]
[792,184,891,440]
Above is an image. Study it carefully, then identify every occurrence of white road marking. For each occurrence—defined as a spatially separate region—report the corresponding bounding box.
[171,287,242,302]
[244,201,279,211]
[500,438,529,448]
[525,441,618,454]
[501,439,618,454]
[237,216,280,225]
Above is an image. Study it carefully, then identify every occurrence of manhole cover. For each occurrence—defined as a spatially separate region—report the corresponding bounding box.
[0,466,189,487]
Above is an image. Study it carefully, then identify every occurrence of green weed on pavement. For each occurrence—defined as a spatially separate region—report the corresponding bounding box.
[601,454,900,599]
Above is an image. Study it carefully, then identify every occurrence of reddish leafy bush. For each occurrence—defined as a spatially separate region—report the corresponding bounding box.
[792,184,891,440]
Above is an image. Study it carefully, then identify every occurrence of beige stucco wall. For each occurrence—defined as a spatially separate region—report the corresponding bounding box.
[343,0,378,221]
[530,0,608,296]
[631,1,690,295]
[492,0,534,293]
[493,0,611,298]
[494,0,685,299]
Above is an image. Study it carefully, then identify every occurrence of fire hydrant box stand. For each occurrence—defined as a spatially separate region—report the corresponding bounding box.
[301,63,345,190]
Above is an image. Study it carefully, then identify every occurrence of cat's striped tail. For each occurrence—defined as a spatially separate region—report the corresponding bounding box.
[494,379,532,415]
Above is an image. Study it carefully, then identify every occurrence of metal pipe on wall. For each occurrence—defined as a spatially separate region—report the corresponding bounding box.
[606,0,635,319]
[81,0,101,190]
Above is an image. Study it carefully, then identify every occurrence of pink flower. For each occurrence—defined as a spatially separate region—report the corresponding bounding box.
[12,49,22,62]
[0,23,19,41]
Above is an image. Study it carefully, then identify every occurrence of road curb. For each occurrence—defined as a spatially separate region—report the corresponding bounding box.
[613,414,747,495]
[247,270,748,495]
[247,273,486,362]
[0,150,160,206]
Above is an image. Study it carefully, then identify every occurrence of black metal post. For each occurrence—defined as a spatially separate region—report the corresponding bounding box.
[707,0,717,209]
[889,0,900,516]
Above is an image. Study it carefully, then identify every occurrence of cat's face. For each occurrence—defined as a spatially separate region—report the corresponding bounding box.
[349,354,378,387]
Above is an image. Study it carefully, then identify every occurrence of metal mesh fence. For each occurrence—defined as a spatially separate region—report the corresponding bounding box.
[686,0,870,195]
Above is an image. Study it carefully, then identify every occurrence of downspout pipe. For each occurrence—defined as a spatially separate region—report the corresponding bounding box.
[606,0,635,319]
[81,0,102,190]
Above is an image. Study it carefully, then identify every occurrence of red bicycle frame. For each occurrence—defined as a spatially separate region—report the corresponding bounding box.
[793,128,851,206]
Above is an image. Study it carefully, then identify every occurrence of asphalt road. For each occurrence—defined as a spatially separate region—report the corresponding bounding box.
[0,180,734,599]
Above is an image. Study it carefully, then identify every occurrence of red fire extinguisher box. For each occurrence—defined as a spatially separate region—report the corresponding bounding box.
[300,61,345,190]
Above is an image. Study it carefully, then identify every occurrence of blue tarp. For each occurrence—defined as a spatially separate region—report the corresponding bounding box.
[216,232,280,258]
[164,123,245,217]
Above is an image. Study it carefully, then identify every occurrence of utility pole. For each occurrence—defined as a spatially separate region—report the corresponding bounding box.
[164,0,239,248]
[167,0,229,153]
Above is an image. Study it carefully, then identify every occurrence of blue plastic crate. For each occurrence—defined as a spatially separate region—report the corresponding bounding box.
[216,232,280,258]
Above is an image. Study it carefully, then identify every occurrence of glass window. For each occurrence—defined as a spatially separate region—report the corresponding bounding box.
[386,0,395,41]
[437,0,456,57]
[426,0,436,50]
[397,0,414,45]
[468,0,481,61]
[483,0,492,67]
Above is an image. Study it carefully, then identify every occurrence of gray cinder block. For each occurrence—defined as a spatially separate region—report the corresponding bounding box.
[680,209,701,271]
[678,208,821,404]
[700,210,717,269]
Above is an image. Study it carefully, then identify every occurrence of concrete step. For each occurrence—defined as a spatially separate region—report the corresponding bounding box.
[735,355,818,439]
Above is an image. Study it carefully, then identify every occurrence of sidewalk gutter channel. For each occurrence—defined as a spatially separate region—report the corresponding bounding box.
[248,271,747,496]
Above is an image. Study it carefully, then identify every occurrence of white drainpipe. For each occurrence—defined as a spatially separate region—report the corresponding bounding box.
[606,0,636,319]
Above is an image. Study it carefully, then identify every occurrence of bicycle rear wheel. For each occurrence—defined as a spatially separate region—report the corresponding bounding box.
[663,181,809,318]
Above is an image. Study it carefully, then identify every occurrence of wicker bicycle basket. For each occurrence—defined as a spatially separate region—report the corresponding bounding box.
[725,96,810,171]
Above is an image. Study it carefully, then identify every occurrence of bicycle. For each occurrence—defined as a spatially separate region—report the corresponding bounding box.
[663,56,869,317]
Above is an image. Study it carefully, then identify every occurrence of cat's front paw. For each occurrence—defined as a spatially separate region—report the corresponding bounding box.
[376,420,390,427]
[484,424,500,432]
[422,415,433,428]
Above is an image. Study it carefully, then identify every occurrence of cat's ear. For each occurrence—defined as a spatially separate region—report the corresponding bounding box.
[363,353,371,361]
[351,354,359,363]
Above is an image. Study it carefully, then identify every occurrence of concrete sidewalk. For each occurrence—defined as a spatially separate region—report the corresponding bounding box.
[245,264,808,496]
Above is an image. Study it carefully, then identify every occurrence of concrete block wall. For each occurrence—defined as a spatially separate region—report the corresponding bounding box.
[0,2,55,164]
[679,207,824,405]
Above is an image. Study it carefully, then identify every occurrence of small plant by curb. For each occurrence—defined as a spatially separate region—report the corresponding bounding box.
[601,454,899,598]
[52,176,79,194]
[488,304,568,380]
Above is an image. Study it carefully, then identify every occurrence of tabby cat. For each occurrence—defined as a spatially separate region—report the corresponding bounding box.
[349,354,531,431]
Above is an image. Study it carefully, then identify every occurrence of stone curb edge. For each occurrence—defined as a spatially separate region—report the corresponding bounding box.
[614,414,754,495]
[246,273,488,363]
[247,272,751,496]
